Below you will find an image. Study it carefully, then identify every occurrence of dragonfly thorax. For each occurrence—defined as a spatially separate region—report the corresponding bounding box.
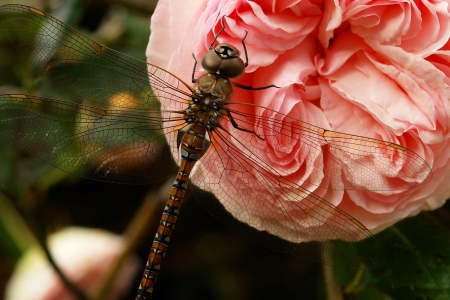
[185,73,232,131]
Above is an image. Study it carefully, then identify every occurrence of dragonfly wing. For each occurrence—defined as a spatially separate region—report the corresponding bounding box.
[0,4,193,110]
[191,127,383,269]
[225,102,432,191]
[0,4,195,183]
[189,102,431,268]
[0,94,182,184]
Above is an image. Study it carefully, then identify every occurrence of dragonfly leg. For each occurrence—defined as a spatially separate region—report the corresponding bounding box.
[209,15,227,49]
[232,81,280,90]
[191,53,198,83]
[226,110,265,140]
[241,30,249,68]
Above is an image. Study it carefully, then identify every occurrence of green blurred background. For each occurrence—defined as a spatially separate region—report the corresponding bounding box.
[0,1,449,300]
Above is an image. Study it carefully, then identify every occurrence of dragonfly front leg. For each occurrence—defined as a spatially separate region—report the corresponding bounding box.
[226,110,265,140]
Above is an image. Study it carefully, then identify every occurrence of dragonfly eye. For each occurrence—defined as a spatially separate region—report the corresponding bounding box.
[193,98,200,104]
[202,50,222,74]
[216,56,245,78]
[201,43,245,79]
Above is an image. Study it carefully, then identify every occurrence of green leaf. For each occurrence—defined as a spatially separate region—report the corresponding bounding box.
[370,216,450,299]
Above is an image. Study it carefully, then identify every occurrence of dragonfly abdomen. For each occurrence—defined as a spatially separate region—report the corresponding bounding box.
[136,124,207,299]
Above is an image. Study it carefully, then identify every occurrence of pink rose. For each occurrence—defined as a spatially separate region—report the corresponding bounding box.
[5,227,139,300]
[146,0,450,242]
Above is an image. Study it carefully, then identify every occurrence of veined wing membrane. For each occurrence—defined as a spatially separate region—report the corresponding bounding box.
[191,123,383,269]
[0,4,193,111]
[0,94,183,184]
[188,102,431,269]
[222,102,432,191]
[1,5,432,192]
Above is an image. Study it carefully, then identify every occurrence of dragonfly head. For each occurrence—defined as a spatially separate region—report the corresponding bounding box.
[201,43,245,79]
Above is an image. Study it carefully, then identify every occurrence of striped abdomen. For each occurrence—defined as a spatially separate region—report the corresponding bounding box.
[136,124,207,299]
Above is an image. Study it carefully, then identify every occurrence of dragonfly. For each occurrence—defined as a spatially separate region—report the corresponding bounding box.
[0,4,433,300]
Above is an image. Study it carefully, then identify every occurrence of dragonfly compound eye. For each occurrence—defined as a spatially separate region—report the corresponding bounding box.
[201,43,245,78]
[217,57,245,78]
[202,50,222,74]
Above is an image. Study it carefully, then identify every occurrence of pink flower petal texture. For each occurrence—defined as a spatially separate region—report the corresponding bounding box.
[5,227,139,300]
[146,0,450,241]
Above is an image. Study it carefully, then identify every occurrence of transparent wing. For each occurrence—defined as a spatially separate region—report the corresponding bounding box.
[0,4,193,111]
[222,102,433,191]
[0,94,184,184]
[1,4,431,190]
[191,124,381,269]
[0,4,194,183]
[190,103,431,269]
